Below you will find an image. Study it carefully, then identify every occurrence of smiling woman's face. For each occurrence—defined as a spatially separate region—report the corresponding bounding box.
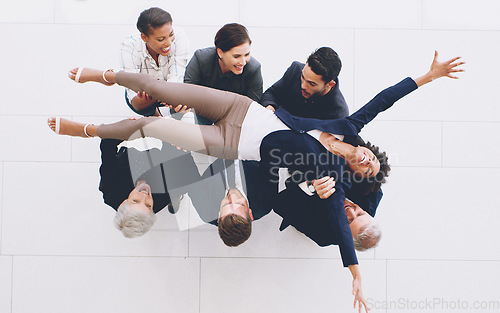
[126,182,154,213]
[346,146,380,178]
[141,23,175,58]
[217,42,251,75]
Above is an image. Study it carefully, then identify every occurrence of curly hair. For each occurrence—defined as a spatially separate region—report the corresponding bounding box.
[349,137,391,194]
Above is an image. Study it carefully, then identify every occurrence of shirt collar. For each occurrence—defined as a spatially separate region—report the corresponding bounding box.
[141,39,173,69]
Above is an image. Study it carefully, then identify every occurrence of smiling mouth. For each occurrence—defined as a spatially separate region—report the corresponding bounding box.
[359,154,367,165]
[161,47,171,53]
[137,183,151,195]
[359,153,371,165]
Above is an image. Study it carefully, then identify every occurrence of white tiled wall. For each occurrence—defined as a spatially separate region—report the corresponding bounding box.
[1,0,499,312]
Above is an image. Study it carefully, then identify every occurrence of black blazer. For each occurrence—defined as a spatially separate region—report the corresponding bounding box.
[261,61,349,119]
[99,140,271,223]
[260,77,418,266]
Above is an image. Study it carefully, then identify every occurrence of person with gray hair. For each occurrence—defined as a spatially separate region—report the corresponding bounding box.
[113,182,158,238]
[344,199,382,251]
[283,174,383,251]
[98,138,179,238]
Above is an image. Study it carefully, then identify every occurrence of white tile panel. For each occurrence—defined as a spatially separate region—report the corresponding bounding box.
[2,162,187,256]
[359,120,442,167]
[0,257,12,313]
[12,256,200,313]
[375,167,500,261]
[0,116,71,162]
[423,0,500,31]
[0,23,133,117]
[386,260,500,313]
[443,122,500,168]
[240,0,422,29]
[55,0,239,26]
[200,257,387,313]
[355,29,500,122]
[0,0,54,23]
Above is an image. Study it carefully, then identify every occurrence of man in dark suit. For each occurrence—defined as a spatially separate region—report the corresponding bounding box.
[259,46,385,253]
[261,47,348,120]
[260,76,418,259]
[99,138,272,242]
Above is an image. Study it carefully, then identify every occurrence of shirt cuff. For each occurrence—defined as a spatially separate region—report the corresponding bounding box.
[299,181,315,196]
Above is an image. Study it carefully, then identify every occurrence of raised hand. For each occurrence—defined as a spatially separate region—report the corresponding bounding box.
[415,51,465,87]
[428,50,465,80]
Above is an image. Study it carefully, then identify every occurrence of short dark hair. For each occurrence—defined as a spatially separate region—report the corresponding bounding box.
[218,213,252,247]
[214,23,251,52]
[136,7,172,36]
[306,47,342,83]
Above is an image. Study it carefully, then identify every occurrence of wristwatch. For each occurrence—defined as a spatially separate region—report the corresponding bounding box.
[307,181,316,193]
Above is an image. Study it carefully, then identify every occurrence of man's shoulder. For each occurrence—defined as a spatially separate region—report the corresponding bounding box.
[286,61,305,75]
[290,60,305,68]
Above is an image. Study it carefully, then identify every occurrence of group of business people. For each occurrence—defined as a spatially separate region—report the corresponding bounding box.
[47,6,464,312]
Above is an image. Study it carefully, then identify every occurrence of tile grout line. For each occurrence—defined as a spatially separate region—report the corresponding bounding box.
[198,258,202,313]
[385,259,388,313]
[421,0,424,30]
[237,0,242,22]
[10,255,14,313]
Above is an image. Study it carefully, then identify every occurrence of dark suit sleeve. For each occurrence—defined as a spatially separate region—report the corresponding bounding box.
[260,132,358,267]
[347,77,418,133]
[261,62,296,109]
[331,78,349,117]
[276,182,358,267]
[99,139,129,211]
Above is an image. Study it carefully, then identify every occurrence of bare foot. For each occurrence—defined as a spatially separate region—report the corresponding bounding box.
[68,68,115,86]
[47,117,92,138]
